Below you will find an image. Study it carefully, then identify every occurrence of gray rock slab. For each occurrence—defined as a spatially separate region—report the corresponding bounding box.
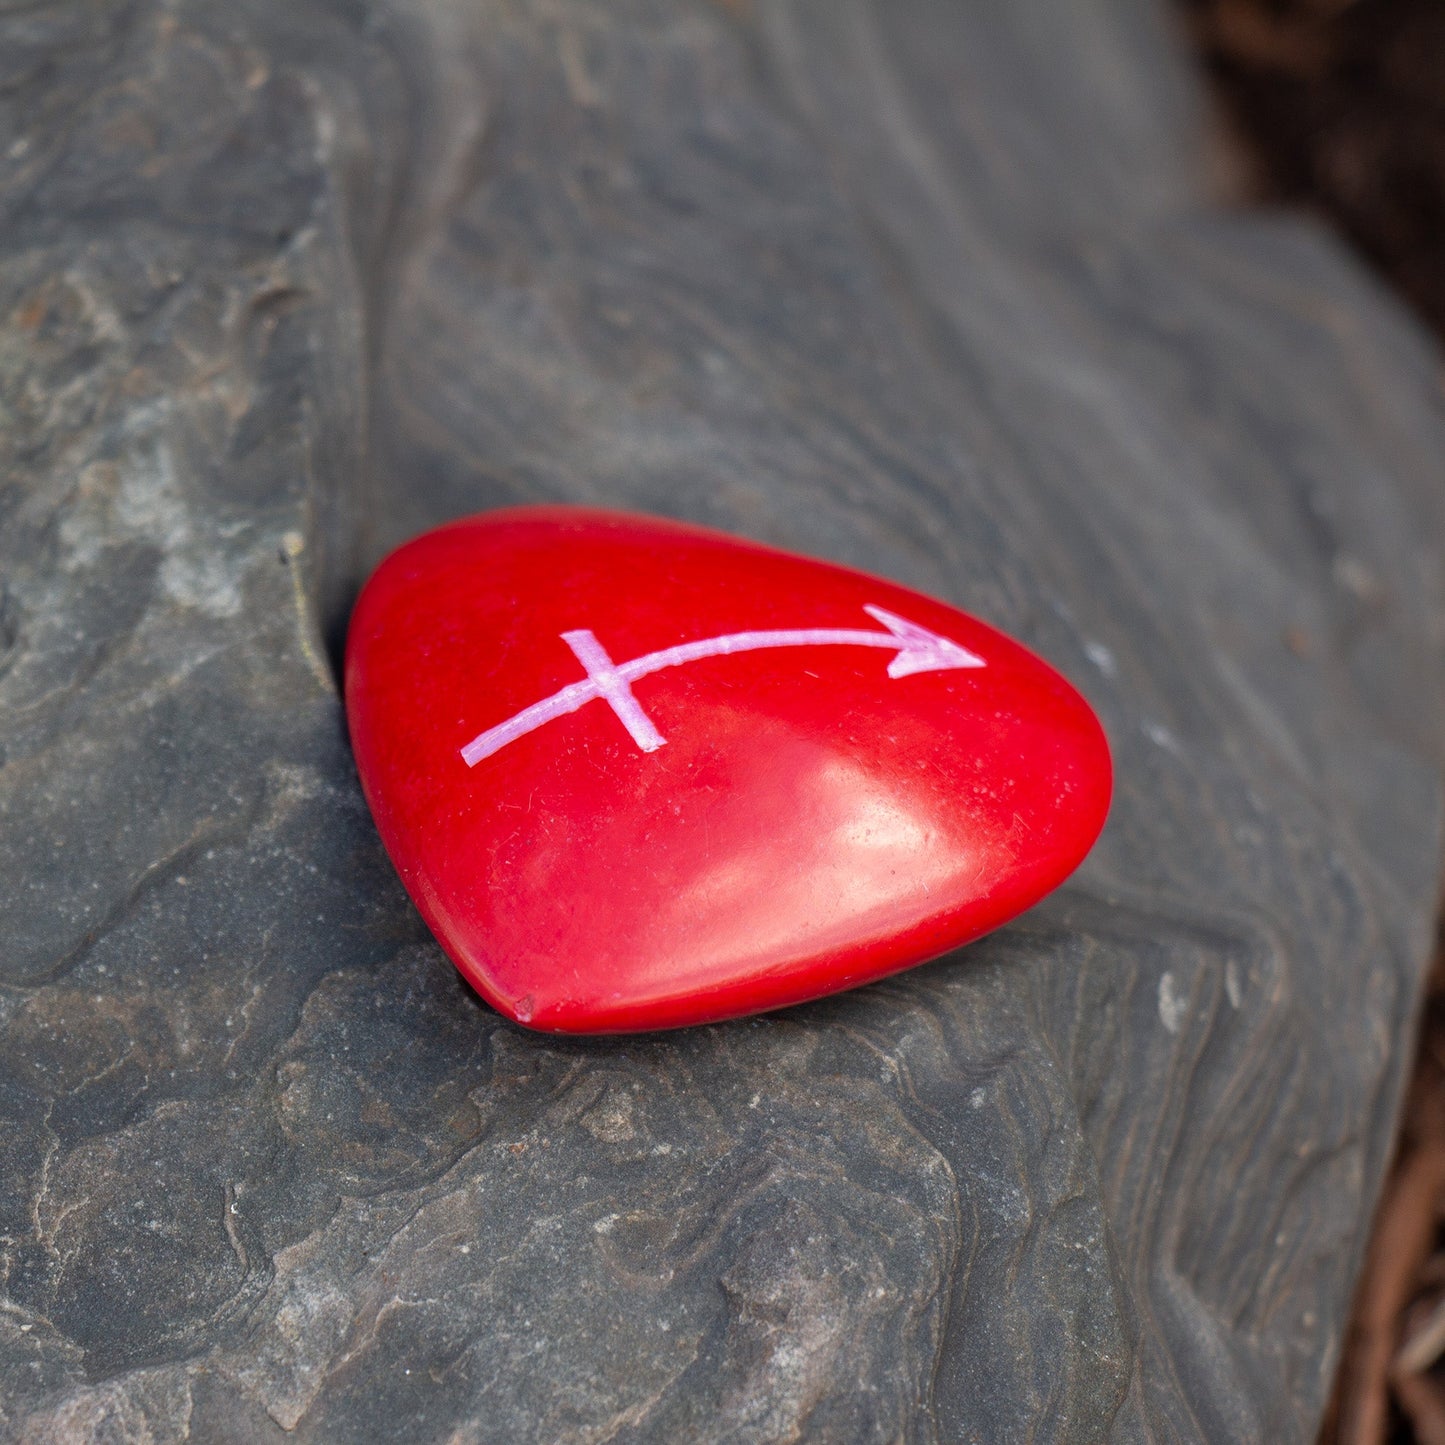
[3,0,1445,1439]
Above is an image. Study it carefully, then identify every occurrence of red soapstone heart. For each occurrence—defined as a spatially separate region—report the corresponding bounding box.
[345,507,1111,1034]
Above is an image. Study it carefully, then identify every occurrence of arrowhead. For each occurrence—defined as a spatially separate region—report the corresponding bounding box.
[864,605,987,677]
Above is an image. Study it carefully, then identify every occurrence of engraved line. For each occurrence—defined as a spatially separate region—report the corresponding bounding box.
[562,628,667,753]
[459,607,984,767]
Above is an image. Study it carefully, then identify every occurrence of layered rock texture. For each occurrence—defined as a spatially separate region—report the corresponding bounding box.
[3,1,1445,1439]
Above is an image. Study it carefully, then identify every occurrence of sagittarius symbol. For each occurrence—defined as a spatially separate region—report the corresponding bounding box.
[460,606,985,767]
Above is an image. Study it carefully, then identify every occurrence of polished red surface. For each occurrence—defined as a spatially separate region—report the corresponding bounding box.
[345,507,1112,1033]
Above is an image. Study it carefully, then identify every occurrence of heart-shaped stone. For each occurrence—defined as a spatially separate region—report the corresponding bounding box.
[345,507,1111,1033]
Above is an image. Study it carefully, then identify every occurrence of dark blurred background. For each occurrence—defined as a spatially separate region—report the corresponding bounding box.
[1184,0,1445,339]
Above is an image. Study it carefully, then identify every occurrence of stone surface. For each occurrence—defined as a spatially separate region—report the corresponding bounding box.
[346,506,1110,1033]
[2,0,1444,1440]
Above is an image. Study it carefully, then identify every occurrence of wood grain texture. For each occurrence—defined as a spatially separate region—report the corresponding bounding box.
[2,0,1444,1439]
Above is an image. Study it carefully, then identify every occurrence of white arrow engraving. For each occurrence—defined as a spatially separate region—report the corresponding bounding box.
[459,605,985,767]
